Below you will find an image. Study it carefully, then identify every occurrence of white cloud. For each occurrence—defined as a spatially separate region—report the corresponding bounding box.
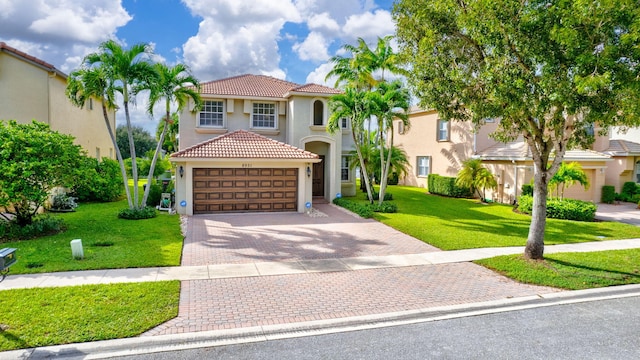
[181,0,302,81]
[293,32,330,62]
[307,12,340,35]
[305,62,336,87]
[342,9,395,43]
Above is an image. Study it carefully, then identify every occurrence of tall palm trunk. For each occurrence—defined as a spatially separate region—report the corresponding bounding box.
[142,105,170,206]
[354,128,374,203]
[102,101,133,208]
[123,87,140,209]
[379,126,394,205]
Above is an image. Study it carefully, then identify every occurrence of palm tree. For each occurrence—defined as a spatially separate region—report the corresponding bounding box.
[358,35,408,83]
[370,145,410,184]
[367,80,410,204]
[142,63,202,206]
[156,112,180,153]
[456,158,497,201]
[328,87,376,203]
[85,40,156,209]
[549,162,590,199]
[66,66,133,208]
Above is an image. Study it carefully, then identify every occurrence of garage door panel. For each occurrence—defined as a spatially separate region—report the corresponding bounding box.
[193,167,298,214]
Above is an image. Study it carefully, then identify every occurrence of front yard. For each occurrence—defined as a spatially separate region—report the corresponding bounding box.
[341,185,640,289]
[0,198,183,351]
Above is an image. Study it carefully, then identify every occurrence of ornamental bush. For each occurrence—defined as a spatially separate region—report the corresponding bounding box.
[71,157,123,202]
[622,181,638,198]
[117,207,157,220]
[0,215,65,242]
[601,185,616,204]
[333,198,374,218]
[427,174,473,198]
[371,201,398,213]
[517,195,596,221]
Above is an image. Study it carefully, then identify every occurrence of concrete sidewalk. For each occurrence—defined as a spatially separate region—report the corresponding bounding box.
[3,238,640,291]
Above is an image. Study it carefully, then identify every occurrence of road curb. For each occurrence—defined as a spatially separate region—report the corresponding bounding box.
[4,284,640,360]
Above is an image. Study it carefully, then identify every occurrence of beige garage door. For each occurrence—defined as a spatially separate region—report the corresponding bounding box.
[193,168,298,213]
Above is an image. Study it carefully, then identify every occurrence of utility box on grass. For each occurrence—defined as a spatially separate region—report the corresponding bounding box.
[0,248,17,270]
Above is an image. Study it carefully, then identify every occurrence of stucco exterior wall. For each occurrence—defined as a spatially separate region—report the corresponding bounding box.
[0,51,50,123]
[0,49,115,158]
[179,98,287,149]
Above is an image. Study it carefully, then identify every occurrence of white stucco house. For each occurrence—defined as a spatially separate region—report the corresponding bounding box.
[171,74,356,215]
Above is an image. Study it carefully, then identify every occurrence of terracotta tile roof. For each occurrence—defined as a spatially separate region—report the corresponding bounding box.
[605,139,640,156]
[171,129,319,159]
[291,83,341,95]
[0,42,66,77]
[477,140,611,161]
[198,74,339,98]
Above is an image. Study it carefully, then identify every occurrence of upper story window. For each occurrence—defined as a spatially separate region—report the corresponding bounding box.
[398,121,405,135]
[199,100,224,127]
[417,156,430,177]
[313,100,324,126]
[341,118,349,130]
[437,119,449,141]
[252,102,276,129]
[635,160,640,183]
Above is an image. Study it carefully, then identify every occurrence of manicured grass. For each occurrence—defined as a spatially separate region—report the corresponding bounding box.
[345,185,640,250]
[0,281,180,351]
[2,199,183,274]
[476,249,640,290]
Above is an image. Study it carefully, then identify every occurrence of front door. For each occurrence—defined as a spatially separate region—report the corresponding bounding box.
[312,156,324,197]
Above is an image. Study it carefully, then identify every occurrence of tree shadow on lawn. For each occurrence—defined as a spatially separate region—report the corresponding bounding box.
[376,201,622,249]
[544,258,640,284]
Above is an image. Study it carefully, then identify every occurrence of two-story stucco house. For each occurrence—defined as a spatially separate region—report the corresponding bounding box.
[393,106,640,204]
[0,42,115,158]
[171,74,356,215]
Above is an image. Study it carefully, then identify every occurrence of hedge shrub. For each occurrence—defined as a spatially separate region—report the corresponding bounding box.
[521,184,533,196]
[517,195,596,221]
[333,198,373,218]
[622,181,638,197]
[118,207,158,220]
[427,174,473,198]
[371,201,398,213]
[71,157,123,202]
[0,215,65,242]
[601,185,616,204]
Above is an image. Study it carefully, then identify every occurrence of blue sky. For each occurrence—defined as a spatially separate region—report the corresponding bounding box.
[0,0,397,130]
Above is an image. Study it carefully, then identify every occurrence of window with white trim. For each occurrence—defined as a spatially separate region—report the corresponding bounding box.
[341,156,350,181]
[313,100,324,126]
[437,119,449,141]
[252,102,276,128]
[417,156,430,177]
[199,100,224,127]
[341,118,349,130]
[636,160,640,183]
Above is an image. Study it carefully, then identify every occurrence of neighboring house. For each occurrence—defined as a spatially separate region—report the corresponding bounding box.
[0,42,115,159]
[393,106,638,203]
[171,74,356,215]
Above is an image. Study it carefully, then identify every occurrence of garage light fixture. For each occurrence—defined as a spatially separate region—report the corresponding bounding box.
[306,165,311,178]
[179,166,184,178]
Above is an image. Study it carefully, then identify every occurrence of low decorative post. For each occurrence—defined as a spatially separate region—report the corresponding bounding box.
[70,239,84,260]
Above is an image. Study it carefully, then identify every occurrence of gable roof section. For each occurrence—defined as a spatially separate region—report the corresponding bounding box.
[171,129,319,160]
[198,74,339,99]
[476,140,611,162]
[605,139,640,156]
[0,42,67,78]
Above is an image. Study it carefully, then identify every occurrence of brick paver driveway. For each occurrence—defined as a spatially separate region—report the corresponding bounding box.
[145,204,556,335]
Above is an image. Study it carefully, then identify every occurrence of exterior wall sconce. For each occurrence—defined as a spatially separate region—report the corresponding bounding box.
[306,165,311,178]
[179,166,184,178]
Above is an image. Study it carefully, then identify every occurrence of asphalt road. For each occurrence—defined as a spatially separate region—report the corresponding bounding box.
[114,296,640,360]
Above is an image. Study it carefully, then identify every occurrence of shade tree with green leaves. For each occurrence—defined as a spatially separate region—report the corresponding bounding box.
[0,121,85,226]
[394,0,640,259]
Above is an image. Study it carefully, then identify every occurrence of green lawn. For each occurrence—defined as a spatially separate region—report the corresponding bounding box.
[0,281,180,351]
[3,199,183,274]
[348,185,640,250]
[476,249,640,289]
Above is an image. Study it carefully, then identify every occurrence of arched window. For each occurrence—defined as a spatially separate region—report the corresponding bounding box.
[313,100,324,126]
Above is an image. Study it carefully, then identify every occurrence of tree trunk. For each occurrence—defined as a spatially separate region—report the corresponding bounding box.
[142,107,170,207]
[524,163,549,260]
[123,88,140,209]
[353,129,374,203]
[378,125,394,205]
[102,102,132,208]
